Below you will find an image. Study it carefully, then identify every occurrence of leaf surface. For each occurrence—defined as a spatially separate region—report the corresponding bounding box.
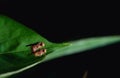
[0,15,120,78]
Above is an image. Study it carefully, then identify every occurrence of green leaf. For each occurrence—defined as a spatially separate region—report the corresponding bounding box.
[0,15,120,78]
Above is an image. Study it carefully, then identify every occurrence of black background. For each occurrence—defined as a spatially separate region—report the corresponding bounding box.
[0,1,120,78]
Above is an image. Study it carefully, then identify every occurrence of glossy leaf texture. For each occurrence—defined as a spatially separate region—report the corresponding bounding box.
[0,15,120,78]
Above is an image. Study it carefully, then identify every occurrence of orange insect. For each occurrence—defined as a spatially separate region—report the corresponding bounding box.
[28,42,46,57]
[33,49,46,57]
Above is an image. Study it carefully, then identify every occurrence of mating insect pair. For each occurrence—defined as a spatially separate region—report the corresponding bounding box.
[28,42,46,57]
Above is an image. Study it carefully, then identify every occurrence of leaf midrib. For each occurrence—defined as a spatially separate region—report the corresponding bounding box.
[0,50,29,55]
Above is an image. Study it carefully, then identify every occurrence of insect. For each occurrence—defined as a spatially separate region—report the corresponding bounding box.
[33,49,46,57]
[27,42,47,57]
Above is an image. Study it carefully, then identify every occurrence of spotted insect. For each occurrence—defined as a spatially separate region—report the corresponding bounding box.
[31,42,45,52]
[33,49,47,57]
[27,42,47,57]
